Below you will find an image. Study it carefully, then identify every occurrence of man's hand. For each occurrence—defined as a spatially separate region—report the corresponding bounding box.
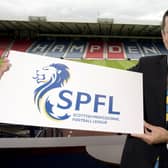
[0,57,11,79]
[131,121,168,145]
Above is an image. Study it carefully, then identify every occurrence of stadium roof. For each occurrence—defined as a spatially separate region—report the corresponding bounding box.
[0,18,161,39]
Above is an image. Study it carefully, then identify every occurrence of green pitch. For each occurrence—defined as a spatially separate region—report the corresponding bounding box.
[76,60,138,70]
[0,58,138,70]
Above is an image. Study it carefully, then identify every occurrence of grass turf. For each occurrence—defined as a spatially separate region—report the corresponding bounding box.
[0,58,138,70]
[76,60,138,70]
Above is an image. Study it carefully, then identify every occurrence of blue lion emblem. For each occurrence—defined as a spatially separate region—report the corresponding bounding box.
[33,63,70,120]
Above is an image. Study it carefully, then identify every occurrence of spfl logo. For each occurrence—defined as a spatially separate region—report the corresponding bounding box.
[33,63,70,120]
[33,63,120,122]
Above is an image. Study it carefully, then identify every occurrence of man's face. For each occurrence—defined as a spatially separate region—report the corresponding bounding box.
[162,16,168,50]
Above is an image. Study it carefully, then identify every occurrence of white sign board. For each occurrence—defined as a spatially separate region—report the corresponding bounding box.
[0,51,143,134]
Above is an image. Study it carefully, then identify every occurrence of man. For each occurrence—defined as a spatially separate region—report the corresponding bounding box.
[120,10,168,168]
[0,57,10,79]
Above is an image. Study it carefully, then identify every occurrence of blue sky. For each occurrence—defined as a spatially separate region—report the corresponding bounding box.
[1,0,168,22]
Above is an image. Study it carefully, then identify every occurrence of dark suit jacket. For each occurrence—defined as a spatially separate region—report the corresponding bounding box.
[120,55,168,168]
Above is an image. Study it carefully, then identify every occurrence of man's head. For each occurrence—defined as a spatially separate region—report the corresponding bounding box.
[161,10,168,50]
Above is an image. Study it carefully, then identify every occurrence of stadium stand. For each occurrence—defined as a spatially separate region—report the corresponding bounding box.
[11,39,32,52]
[85,40,104,59]
[0,38,12,57]
[107,42,125,59]
[1,38,168,59]
[26,39,168,59]
[66,40,87,59]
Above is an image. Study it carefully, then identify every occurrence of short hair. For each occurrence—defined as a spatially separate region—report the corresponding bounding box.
[161,10,168,31]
